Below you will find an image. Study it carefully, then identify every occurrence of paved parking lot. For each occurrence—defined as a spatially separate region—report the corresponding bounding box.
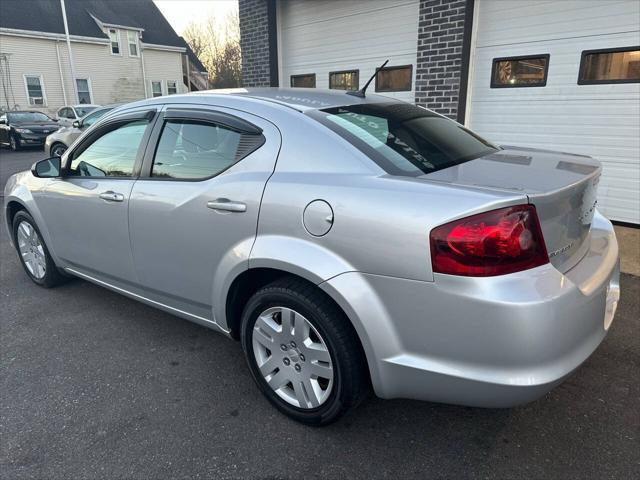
[1,149,639,479]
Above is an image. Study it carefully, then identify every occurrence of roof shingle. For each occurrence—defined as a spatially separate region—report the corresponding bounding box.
[0,0,185,48]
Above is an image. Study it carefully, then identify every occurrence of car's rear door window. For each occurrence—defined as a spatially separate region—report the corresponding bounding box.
[150,118,264,180]
[308,103,498,176]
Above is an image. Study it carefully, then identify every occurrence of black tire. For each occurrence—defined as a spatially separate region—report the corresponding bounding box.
[240,277,370,425]
[12,210,67,288]
[50,142,67,157]
[9,134,21,151]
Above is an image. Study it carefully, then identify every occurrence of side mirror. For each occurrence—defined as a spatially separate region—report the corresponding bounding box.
[31,157,62,178]
[0,118,6,125]
[72,120,81,128]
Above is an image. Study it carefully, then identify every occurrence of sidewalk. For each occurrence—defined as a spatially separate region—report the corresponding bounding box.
[615,225,640,276]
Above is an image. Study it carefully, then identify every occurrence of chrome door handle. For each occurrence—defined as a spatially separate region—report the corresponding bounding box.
[99,191,125,202]
[207,198,247,213]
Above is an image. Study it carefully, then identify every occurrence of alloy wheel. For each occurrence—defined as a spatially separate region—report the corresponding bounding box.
[252,306,334,409]
[16,221,46,279]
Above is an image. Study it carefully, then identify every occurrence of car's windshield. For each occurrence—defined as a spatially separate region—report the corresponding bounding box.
[75,106,97,117]
[307,103,498,176]
[82,108,112,127]
[8,112,51,123]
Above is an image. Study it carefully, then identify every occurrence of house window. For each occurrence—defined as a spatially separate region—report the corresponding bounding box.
[578,47,640,84]
[24,75,46,106]
[290,74,316,88]
[109,29,120,55]
[167,80,178,95]
[491,55,549,88]
[375,65,412,92]
[151,81,163,97]
[329,70,359,90]
[127,31,138,57]
[75,78,92,104]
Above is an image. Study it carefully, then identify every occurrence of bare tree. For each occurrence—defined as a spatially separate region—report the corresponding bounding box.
[183,11,241,89]
[183,23,205,59]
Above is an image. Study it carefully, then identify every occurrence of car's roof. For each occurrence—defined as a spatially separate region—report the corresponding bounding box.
[67,104,100,108]
[189,87,398,112]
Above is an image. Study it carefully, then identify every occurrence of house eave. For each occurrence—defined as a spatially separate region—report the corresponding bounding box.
[0,27,109,45]
[141,42,186,53]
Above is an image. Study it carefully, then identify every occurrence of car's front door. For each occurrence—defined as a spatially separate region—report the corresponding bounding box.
[128,106,280,321]
[34,108,158,283]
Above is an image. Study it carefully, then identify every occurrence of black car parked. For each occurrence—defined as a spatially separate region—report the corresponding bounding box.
[0,111,60,151]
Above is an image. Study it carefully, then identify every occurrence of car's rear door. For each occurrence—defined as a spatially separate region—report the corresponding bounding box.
[34,108,159,284]
[128,105,280,322]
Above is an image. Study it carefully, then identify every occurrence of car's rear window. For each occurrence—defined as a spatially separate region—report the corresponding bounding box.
[8,112,51,123]
[307,103,498,176]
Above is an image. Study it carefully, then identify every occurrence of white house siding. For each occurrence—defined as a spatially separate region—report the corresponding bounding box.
[0,31,185,116]
[277,0,420,103]
[0,34,67,113]
[57,34,146,105]
[467,0,640,224]
[143,48,185,97]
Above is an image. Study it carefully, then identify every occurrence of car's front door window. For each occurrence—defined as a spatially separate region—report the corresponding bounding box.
[69,119,149,177]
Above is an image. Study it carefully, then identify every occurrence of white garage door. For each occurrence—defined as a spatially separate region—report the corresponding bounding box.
[277,0,419,103]
[467,0,640,224]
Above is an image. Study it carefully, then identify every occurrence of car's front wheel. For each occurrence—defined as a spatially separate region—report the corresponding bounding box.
[50,142,67,157]
[241,278,369,425]
[12,210,67,287]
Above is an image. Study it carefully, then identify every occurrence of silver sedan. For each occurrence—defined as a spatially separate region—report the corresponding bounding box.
[4,89,620,425]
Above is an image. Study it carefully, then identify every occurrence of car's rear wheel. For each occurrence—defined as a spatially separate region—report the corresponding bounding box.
[240,277,369,425]
[12,211,67,287]
[9,134,20,151]
[50,142,67,157]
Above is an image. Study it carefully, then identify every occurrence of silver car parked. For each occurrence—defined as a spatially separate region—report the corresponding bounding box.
[55,104,100,127]
[46,106,114,157]
[4,89,620,425]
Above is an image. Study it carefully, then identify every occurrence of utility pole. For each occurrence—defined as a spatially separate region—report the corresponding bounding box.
[60,0,79,103]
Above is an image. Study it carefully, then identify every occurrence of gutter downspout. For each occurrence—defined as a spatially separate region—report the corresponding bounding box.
[140,34,148,98]
[186,55,191,92]
[60,0,78,103]
[55,41,68,105]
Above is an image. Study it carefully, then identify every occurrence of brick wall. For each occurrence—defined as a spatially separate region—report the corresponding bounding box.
[239,0,272,87]
[415,0,471,120]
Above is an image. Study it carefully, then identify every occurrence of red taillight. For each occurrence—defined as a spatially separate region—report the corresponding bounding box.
[429,205,548,277]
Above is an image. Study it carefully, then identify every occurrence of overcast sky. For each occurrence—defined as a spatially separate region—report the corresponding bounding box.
[154,0,239,35]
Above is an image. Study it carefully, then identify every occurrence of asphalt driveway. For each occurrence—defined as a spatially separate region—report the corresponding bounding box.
[1,149,639,479]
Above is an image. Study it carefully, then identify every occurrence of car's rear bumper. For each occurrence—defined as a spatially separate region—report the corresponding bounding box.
[320,210,619,407]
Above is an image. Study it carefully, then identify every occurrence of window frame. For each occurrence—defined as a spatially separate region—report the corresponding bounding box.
[23,74,47,106]
[75,78,93,104]
[375,64,413,93]
[167,80,178,95]
[151,80,163,97]
[577,46,640,85]
[290,73,316,88]
[138,108,265,182]
[329,69,359,91]
[490,54,550,88]
[63,109,158,179]
[108,28,121,56]
[127,30,139,57]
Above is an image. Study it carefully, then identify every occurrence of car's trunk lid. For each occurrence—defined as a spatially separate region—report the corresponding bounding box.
[423,146,601,273]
